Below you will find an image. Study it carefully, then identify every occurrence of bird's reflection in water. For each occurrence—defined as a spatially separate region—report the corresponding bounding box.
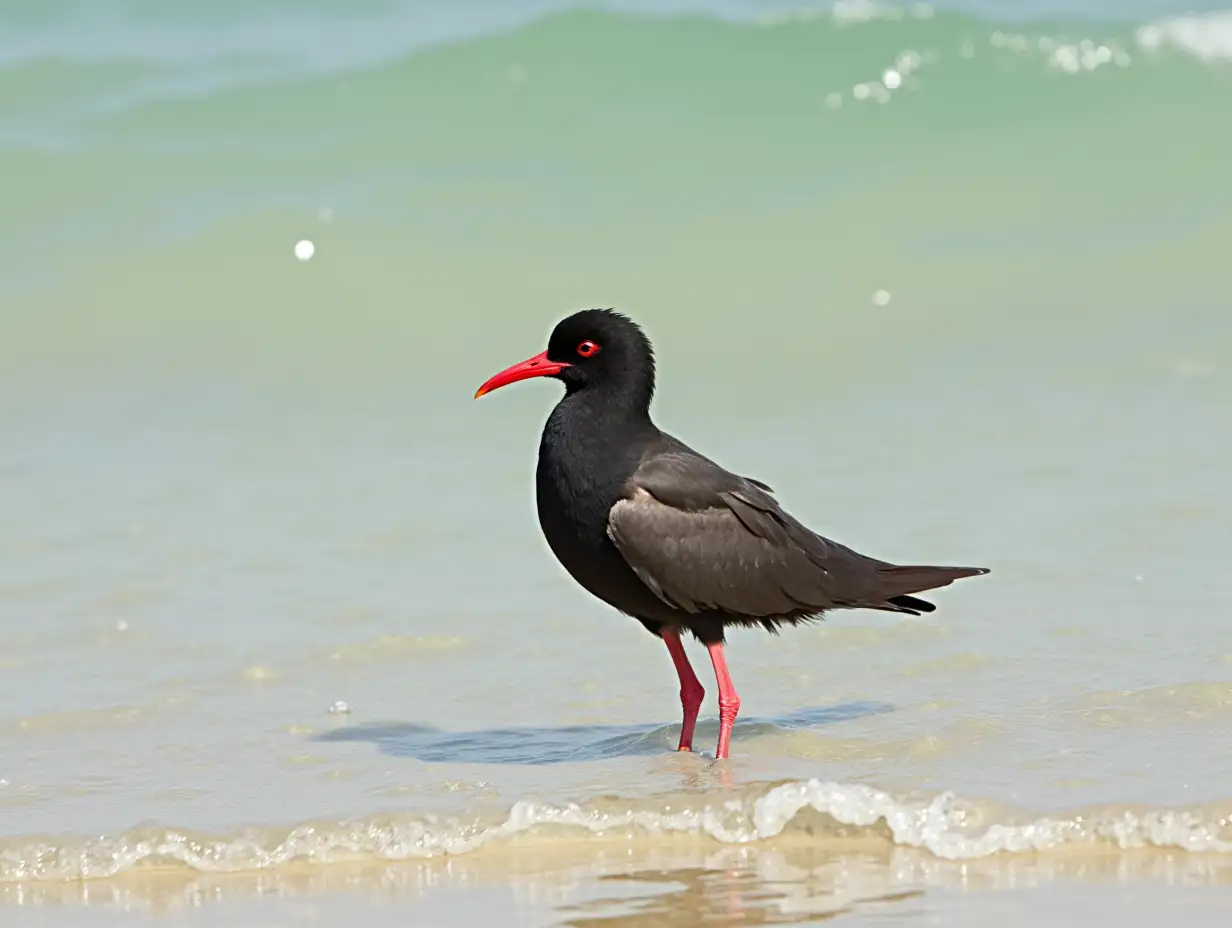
[559,861,924,926]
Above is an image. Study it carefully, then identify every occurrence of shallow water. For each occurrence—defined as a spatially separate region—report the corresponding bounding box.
[2,0,1231,924]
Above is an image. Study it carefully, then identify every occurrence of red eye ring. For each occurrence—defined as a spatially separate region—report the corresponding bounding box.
[576,340,601,358]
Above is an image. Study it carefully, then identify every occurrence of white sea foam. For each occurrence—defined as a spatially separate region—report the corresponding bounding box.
[1136,11,1232,62]
[4,779,1230,882]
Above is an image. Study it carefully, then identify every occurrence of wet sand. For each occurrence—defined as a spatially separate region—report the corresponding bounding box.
[6,840,1232,926]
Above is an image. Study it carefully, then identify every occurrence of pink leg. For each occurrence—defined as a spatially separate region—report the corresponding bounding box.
[706,642,741,760]
[663,629,705,752]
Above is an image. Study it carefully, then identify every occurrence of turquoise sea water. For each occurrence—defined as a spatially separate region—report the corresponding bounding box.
[2,2,1231,925]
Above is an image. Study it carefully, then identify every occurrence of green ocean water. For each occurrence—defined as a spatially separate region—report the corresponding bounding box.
[2,5,1229,390]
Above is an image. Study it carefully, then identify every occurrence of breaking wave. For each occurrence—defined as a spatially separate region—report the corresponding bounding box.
[5,778,1231,882]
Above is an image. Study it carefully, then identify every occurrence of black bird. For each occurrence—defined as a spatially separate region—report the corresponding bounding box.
[475,309,988,759]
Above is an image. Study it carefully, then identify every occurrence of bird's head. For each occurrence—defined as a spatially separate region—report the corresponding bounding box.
[474,308,656,408]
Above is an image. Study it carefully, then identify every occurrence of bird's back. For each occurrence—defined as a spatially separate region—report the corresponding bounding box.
[602,431,986,641]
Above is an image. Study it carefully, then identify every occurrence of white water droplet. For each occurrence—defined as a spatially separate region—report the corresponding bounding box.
[295,239,315,261]
[872,289,892,306]
[116,620,129,632]
[883,69,903,90]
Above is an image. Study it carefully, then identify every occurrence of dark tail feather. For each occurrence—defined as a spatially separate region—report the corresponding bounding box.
[886,594,937,613]
[876,564,989,611]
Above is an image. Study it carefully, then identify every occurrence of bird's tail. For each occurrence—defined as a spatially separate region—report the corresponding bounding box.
[875,564,989,615]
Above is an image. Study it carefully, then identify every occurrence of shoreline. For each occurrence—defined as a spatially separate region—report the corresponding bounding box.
[4,838,1232,923]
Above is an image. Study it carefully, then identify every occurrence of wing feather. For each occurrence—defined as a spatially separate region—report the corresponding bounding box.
[607,487,847,618]
[604,437,986,623]
[603,438,905,619]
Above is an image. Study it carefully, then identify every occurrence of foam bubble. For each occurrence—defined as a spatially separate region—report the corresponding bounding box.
[294,239,315,261]
[1137,13,1232,62]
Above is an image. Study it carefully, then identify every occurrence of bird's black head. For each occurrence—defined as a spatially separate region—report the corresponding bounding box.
[475,308,656,410]
[547,308,655,398]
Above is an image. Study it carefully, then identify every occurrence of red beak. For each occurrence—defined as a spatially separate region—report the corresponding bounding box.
[474,350,571,399]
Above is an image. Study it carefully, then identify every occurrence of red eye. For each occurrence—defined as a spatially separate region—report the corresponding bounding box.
[576,340,600,358]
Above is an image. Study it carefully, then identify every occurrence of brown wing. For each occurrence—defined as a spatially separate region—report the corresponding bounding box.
[605,445,884,618]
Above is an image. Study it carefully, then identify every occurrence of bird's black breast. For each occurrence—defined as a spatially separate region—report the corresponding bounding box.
[534,406,671,621]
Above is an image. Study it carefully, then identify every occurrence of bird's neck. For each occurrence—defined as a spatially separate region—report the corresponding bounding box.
[552,385,655,440]
[540,388,657,495]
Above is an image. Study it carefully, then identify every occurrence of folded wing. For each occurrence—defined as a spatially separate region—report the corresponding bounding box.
[605,446,883,618]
